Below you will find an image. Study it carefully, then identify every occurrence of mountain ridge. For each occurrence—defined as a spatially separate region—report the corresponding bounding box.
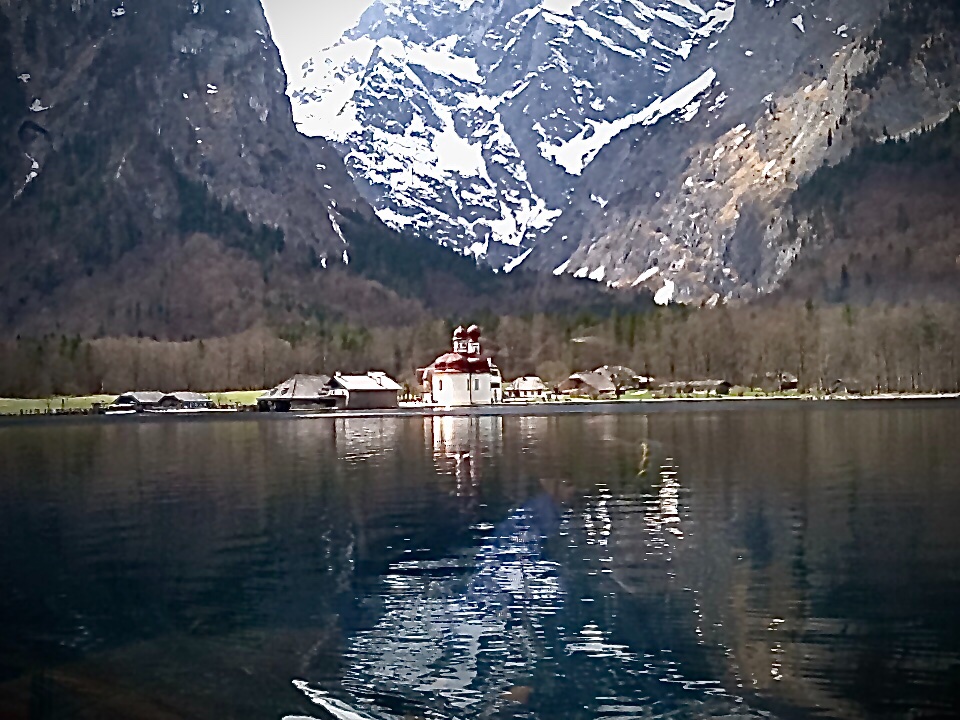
[290,0,960,304]
[0,0,647,340]
[291,0,737,267]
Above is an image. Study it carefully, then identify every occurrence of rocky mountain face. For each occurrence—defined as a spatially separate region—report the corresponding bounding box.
[0,0,641,339]
[291,0,960,304]
[0,0,377,337]
[292,0,737,268]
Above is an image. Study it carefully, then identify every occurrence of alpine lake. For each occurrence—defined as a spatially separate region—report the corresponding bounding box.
[2,400,960,719]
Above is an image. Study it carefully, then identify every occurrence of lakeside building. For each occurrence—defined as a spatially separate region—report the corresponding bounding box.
[419,326,503,407]
[506,376,547,399]
[328,372,402,409]
[258,374,333,412]
[593,365,654,391]
[258,372,402,411]
[558,372,616,399]
[760,372,799,392]
[659,380,733,396]
[110,390,215,413]
[157,392,215,410]
[112,391,165,412]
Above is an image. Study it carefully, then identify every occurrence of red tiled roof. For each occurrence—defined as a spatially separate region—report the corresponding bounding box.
[431,353,493,374]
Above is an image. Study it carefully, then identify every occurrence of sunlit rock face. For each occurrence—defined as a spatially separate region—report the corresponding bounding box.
[292,0,738,269]
[292,0,960,302]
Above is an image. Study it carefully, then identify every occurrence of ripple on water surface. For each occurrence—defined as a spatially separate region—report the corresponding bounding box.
[1,406,960,718]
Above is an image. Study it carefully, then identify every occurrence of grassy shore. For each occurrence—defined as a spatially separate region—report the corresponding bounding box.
[0,395,117,416]
[0,390,265,416]
[617,388,803,400]
[209,390,264,407]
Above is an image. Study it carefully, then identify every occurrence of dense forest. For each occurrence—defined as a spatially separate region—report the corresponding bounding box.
[2,301,958,398]
[775,108,960,305]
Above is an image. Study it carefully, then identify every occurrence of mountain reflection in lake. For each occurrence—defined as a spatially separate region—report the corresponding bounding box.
[1,404,960,719]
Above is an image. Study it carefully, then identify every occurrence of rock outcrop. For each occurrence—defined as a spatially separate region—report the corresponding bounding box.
[291,0,960,303]
[0,0,642,338]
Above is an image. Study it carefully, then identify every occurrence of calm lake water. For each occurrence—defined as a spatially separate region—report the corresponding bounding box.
[2,403,960,720]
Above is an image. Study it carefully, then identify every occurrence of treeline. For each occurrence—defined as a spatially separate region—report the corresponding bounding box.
[2,303,959,398]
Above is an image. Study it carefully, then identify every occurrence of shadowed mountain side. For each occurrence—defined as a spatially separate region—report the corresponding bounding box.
[1,212,653,340]
[770,109,960,305]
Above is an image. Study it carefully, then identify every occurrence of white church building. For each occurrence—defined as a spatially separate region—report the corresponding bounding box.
[419,325,502,407]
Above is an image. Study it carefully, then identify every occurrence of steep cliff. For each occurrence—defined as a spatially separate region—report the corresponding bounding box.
[545,0,960,304]
[0,0,381,337]
[0,0,642,339]
[291,0,960,304]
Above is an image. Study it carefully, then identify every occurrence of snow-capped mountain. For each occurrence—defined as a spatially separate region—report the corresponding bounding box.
[0,0,654,339]
[290,0,960,303]
[291,0,735,267]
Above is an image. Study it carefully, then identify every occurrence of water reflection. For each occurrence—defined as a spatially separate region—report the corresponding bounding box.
[290,424,761,720]
[294,476,569,718]
[428,416,505,498]
[1,405,960,719]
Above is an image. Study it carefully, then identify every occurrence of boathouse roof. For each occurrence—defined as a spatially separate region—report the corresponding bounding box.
[564,372,616,394]
[510,376,547,392]
[331,372,403,392]
[259,374,331,401]
[114,391,165,405]
[161,391,213,403]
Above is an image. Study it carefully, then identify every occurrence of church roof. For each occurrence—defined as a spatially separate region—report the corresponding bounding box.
[431,353,494,374]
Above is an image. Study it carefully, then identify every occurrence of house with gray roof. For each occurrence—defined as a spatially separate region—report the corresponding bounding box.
[558,372,616,399]
[257,374,334,412]
[329,372,402,409]
[112,391,165,412]
[158,392,215,410]
[506,376,547,399]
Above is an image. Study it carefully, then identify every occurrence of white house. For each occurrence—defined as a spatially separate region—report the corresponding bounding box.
[506,376,548,399]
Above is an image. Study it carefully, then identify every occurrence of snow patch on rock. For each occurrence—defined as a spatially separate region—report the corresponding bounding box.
[537,68,718,175]
[654,279,677,305]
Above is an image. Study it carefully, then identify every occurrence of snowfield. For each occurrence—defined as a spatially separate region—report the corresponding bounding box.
[289,0,739,272]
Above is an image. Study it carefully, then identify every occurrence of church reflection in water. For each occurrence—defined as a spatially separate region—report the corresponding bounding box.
[427,415,505,498]
[297,416,569,718]
[291,415,770,720]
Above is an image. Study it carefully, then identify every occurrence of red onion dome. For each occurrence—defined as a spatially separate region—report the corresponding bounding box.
[453,326,466,340]
[466,325,482,341]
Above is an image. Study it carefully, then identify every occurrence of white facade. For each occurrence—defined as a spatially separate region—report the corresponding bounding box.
[432,369,502,407]
[421,325,503,407]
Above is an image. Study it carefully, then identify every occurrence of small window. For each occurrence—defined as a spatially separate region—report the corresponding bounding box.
[474,379,480,391]
[438,380,443,391]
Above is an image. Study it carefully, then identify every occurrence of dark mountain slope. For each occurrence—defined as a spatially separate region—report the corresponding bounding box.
[0,0,371,337]
[770,109,960,305]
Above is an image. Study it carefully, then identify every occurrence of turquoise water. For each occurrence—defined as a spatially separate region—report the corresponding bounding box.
[1,403,959,719]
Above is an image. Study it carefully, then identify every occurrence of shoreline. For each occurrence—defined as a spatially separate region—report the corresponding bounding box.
[297,392,960,419]
[2,392,957,424]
